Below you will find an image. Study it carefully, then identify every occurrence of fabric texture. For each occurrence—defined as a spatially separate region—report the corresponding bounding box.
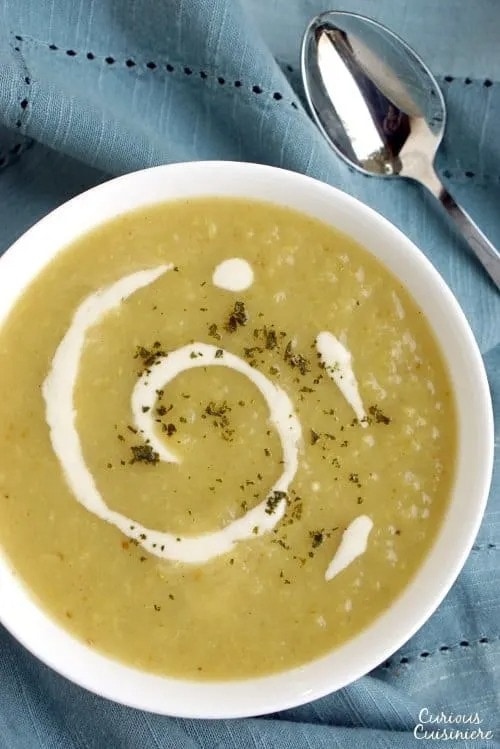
[0,0,499,746]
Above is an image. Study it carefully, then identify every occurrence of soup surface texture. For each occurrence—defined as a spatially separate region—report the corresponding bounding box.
[0,199,456,679]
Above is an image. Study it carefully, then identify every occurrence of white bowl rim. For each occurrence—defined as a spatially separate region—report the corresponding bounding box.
[0,160,494,719]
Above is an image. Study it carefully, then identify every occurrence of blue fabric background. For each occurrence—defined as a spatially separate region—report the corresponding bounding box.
[0,0,499,746]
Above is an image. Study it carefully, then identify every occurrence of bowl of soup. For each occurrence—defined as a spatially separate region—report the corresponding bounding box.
[0,161,493,718]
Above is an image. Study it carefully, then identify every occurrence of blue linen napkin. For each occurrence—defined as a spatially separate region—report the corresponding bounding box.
[0,1,499,746]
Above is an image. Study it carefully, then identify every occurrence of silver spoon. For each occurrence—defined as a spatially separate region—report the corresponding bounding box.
[301,11,500,289]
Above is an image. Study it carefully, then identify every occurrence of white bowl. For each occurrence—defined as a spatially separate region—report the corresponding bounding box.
[0,161,494,718]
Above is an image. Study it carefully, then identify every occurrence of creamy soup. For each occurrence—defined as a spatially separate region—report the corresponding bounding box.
[0,199,456,679]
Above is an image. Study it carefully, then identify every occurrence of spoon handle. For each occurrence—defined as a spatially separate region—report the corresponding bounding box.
[439,189,500,290]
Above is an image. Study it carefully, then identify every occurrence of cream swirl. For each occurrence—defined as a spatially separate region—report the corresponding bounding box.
[42,266,302,564]
[325,515,373,581]
[316,331,367,424]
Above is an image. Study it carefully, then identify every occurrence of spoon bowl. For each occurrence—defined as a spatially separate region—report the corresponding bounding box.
[301,11,500,288]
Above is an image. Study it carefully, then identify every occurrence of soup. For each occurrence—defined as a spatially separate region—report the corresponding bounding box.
[0,198,456,679]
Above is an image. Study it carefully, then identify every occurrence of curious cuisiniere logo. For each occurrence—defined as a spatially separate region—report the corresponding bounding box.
[413,708,495,741]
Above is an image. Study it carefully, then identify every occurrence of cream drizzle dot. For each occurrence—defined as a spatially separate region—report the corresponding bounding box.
[212,258,254,291]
